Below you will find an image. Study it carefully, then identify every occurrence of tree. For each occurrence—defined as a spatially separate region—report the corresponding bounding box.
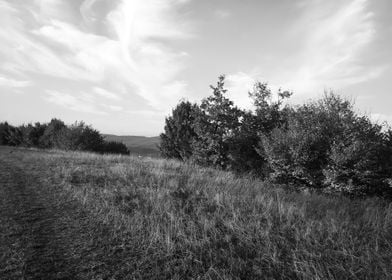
[323,117,392,196]
[20,122,47,147]
[261,93,357,187]
[39,118,67,148]
[260,92,392,196]
[228,82,292,175]
[160,101,200,160]
[250,82,292,132]
[192,75,241,169]
[65,122,104,151]
[4,125,23,146]
[0,118,131,156]
[0,122,11,145]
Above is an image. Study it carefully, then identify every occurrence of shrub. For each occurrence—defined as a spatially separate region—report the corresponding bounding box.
[261,93,392,196]
[66,122,104,152]
[19,123,47,147]
[261,107,332,187]
[0,122,11,145]
[323,118,392,196]
[39,118,67,148]
[4,125,23,146]
[228,83,291,175]
[99,141,130,155]
[0,119,129,156]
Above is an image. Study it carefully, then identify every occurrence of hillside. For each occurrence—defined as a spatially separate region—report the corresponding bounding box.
[103,134,160,157]
[1,146,391,279]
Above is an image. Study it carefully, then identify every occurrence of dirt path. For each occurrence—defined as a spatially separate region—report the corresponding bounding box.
[0,149,114,279]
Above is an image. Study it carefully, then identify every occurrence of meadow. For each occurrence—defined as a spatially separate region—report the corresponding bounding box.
[1,146,391,279]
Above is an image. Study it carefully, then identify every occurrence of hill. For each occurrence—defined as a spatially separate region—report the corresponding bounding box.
[103,134,160,157]
[1,146,391,279]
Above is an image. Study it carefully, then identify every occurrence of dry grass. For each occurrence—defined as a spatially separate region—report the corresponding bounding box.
[1,146,392,279]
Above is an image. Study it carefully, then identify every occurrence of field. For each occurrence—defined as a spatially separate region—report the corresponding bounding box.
[0,146,391,279]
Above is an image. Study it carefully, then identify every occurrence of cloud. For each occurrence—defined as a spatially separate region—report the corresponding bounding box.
[93,87,121,101]
[225,72,256,109]
[45,89,125,115]
[0,0,193,113]
[276,0,383,95]
[214,9,231,19]
[226,71,290,110]
[45,90,107,115]
[0,76,32,88]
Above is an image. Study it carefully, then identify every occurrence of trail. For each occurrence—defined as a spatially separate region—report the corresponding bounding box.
[0,148,111,279]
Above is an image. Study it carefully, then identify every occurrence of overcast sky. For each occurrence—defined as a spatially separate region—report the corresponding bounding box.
[0,0,391,136]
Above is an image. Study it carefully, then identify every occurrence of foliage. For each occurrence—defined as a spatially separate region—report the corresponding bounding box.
[191,75,242,169]
[226,110,266,174]
[39,118,68,148]
[19,122,47,147]
[65,122,104,151]
[161,77,392,197]
[159,101,199,160]
[0,123,23,146]
[323,118,392,196]
[0,122,11,145]
[228,83,292,175]
[99,141,130,155]
[261,93,392,195]
[0,119,129,155]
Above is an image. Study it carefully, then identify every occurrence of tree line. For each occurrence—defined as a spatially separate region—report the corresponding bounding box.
[0,119,129,155]
[160,75,392,197]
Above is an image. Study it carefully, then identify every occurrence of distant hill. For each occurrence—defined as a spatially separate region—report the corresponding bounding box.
[103,134,160,157]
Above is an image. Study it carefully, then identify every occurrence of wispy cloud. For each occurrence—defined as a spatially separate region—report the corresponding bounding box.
[283,0,382,94]
[45,90,109,115]
[0,76,32,89]
[93,87,121,101]
[0,0,193,113]
[221,0,382,107]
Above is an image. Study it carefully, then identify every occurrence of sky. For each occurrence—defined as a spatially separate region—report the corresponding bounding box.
[0,0,391,136]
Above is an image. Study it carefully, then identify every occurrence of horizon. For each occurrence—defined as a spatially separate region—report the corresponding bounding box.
[1,0,391,136]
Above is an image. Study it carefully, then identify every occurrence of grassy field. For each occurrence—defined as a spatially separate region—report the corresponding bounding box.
[0,146,391,279]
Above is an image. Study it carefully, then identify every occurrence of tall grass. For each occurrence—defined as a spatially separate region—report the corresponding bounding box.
[25,149,392,279]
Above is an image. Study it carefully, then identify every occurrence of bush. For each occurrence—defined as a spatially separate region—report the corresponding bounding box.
[323,118,392,196]
[261,93,392,196]
[0,122,11,145]
[261,107,332,187]
[19,123,47,147]
[228,83,291,175]
[99,141,130,155]
[39,118,67,148]
[65,122,104,152]
[0,119,129,156]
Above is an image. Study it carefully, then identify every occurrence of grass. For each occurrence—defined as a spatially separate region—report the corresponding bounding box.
[1,146,392,279]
